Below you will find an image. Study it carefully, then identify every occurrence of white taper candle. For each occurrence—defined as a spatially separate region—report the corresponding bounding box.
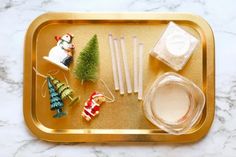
[114,39,125,95]
[133,36,138,93]
[138,43,144,100]
[108,33,119,91]
[120,37,132,94]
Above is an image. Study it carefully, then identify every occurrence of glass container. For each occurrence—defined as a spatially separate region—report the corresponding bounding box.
[143,72,205,135]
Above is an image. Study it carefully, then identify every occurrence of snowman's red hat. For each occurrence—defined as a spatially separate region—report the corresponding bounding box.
[55,35,61,41]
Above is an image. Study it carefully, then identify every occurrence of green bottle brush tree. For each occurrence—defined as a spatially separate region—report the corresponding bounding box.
[74,34,99,84]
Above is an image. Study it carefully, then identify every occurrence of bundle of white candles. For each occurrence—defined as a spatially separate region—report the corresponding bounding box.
[108,33,143,100]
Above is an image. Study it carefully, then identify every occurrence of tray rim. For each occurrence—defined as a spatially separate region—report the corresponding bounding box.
[23,12,215,143]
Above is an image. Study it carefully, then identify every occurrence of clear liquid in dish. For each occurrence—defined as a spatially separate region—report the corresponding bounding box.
[151,82,191,124]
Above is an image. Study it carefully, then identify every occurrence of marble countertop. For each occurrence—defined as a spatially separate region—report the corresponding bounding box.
[0,0,236,156]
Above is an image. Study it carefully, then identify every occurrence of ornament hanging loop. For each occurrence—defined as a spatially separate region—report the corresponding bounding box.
[99,79,115,103]
[33,67,61,98]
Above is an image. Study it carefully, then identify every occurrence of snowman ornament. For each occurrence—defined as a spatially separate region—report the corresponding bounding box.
[43,33,75,71]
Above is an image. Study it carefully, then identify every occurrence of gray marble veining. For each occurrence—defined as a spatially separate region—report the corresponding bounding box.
[0,0,236,156]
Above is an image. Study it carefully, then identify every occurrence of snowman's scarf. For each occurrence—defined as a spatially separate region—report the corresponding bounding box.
[58,38,72,51]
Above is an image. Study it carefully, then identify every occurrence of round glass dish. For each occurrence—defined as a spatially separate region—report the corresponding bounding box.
[143,72,205,135]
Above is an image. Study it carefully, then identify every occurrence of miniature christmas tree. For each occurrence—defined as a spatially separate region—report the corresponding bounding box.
[49,76,79,106]
[74,34,99,84]
[47,77,66,118]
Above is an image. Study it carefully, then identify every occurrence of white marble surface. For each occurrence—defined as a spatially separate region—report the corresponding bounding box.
[0,0,236,156]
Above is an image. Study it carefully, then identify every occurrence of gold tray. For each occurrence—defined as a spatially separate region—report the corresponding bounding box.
[23,13,215,143]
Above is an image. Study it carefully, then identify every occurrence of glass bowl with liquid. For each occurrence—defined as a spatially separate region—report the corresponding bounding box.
[143,72,205,135]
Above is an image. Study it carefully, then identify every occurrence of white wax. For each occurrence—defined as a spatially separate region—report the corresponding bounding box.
[108,34,119,91]
[133,36,138,93]
[151,83,190,123]
[114,39,125,95]
[165,32,190,57]
[138,43,144,100]
[120,37,132,94]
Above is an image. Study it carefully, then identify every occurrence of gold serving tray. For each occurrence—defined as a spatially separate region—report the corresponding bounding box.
[23,13,215,143]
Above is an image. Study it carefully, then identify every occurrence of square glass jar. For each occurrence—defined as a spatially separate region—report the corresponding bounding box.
[143,72,205,135]
[150,22,199,71]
